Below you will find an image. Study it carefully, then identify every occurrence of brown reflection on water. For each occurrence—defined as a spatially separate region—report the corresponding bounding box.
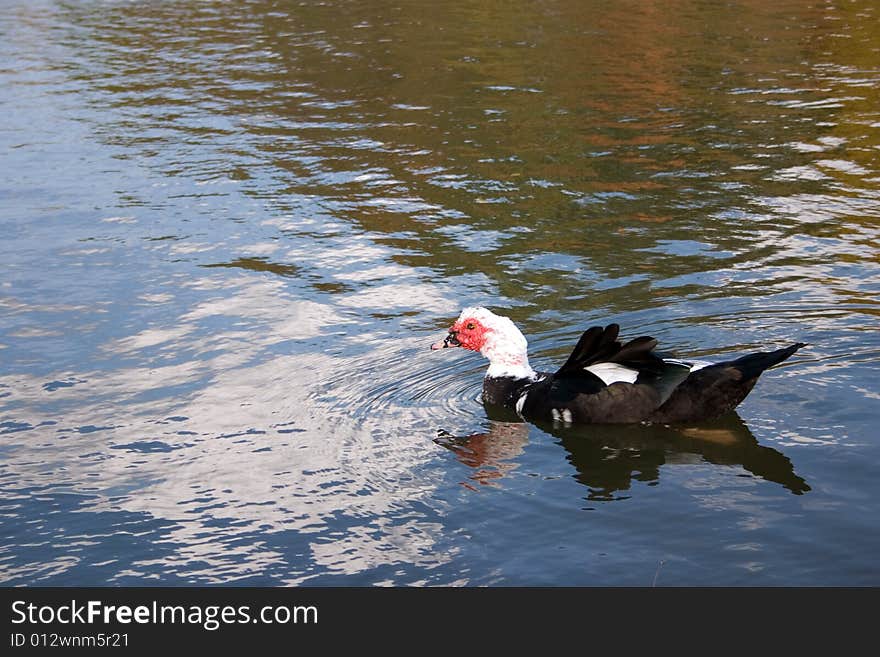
[51,0,878,329]
[435,422,529,489]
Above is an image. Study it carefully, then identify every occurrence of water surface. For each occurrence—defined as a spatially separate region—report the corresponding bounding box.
[1,0,879,585]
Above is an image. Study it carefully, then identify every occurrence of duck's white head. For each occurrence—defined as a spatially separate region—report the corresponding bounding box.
[431,306,536,379]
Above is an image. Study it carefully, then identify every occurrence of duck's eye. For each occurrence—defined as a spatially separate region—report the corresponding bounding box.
[466,322,475,330]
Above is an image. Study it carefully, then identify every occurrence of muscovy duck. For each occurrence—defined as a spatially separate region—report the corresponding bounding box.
[431,307,806,424]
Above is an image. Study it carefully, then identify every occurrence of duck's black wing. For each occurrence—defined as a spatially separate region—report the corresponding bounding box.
[515,324,690,422]
[556,324,665,374]
[553,323,669,390]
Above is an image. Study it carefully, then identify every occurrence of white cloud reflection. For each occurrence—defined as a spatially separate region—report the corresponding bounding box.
[0,271,461,584]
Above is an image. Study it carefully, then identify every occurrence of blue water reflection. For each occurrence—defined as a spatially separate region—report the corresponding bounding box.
[1,0,878,585]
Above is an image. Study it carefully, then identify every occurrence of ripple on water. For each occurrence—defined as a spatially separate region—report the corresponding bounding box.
[311,336,485,426]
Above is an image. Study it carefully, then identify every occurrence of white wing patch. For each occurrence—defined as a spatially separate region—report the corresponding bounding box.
[515,392,528,416]
[663,358,712,372]
[585,362,639,384]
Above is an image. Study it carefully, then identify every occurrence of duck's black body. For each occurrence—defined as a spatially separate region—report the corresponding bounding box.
[483,324,805,425]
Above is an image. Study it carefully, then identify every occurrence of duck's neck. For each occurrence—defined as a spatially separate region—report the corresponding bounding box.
[482,344,537,380]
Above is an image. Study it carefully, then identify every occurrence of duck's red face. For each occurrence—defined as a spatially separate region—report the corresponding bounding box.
[431,316,490,352]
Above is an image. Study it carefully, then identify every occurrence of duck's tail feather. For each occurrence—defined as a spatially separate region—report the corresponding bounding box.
[725,342,808,380]
[648,342,807,424]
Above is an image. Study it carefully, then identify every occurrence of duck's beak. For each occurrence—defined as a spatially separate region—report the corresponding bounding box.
[431,331,461,350]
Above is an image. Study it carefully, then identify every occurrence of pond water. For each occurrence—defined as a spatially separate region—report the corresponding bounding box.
[1,0,878,586]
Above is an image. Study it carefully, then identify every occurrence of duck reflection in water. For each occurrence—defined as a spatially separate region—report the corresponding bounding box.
[435,408,810,499]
